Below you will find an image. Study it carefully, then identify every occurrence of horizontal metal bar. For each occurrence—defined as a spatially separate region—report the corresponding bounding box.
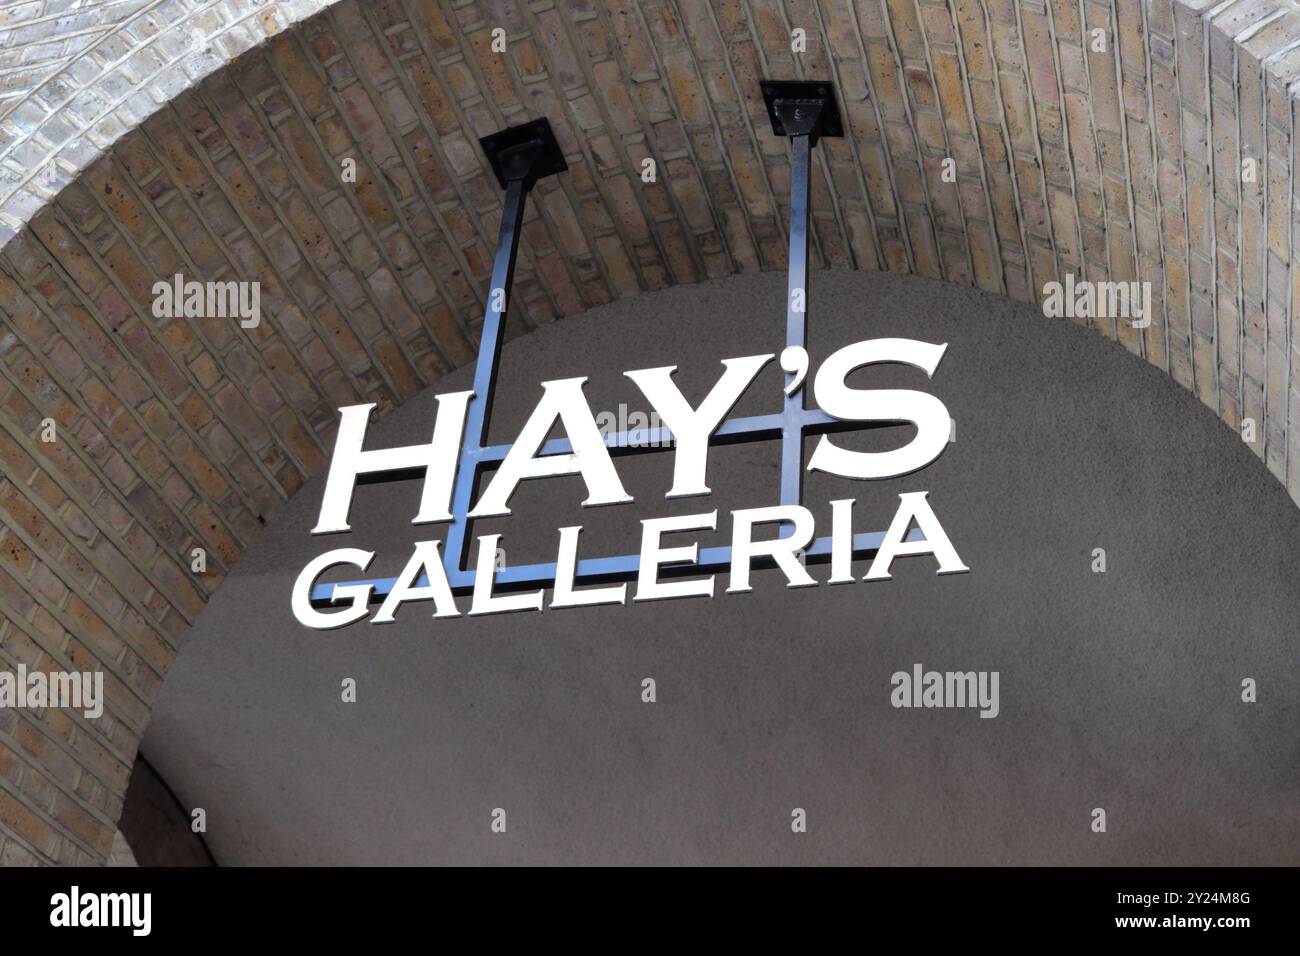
[471,407,892,462]
[309,529,926,606]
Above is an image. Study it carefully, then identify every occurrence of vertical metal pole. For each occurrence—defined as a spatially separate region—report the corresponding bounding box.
[444,178,527,578]
[780,132,811,509]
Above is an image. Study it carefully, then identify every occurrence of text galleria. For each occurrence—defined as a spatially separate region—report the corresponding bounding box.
[295,494,968,626]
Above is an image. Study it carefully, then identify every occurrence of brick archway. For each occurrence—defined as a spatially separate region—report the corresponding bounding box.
[0,0,1295,864]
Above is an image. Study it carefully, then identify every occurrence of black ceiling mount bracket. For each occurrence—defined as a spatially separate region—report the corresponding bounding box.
[479,117,568,191]
[760,80,843,146]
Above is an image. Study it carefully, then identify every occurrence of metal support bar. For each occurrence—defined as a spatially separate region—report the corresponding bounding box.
[781,130,812,509]
[760,81,842,515]
[314,529,926,602]
[440,119,568,586]
[442,176,526,581]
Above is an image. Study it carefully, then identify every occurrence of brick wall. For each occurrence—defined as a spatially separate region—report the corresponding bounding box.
[0,0,1297,864]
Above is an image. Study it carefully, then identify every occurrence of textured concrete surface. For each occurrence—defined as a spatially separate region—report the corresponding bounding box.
[143,271,1300,865]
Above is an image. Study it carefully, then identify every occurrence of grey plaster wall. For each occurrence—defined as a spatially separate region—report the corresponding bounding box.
[143,271,1299,865]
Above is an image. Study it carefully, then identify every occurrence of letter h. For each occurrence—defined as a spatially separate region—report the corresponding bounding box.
[312,395,472,533]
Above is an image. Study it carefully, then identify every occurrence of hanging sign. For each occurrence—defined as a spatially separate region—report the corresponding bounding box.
[289,99,967,629]
[291,336,966,628]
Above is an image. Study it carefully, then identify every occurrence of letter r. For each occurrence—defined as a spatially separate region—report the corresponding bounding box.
[312,393,473,534]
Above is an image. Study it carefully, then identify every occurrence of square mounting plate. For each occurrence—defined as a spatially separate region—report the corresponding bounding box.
[479,117,568,190]
[760,80,844,142]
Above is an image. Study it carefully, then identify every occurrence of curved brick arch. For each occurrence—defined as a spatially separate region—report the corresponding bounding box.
[0,0,334,234]
[0,0,1297,864]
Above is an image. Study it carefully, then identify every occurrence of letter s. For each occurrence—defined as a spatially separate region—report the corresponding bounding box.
[807,338,950,480]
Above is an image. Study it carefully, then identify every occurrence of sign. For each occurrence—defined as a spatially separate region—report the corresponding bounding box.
[291,334,968,627]
[289,100,968,629]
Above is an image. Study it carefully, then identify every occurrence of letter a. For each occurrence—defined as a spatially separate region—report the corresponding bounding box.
[471,378,631,517]
[865,492,968,580]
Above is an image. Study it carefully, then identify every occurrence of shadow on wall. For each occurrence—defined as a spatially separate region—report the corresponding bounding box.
[117,757,215,867]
